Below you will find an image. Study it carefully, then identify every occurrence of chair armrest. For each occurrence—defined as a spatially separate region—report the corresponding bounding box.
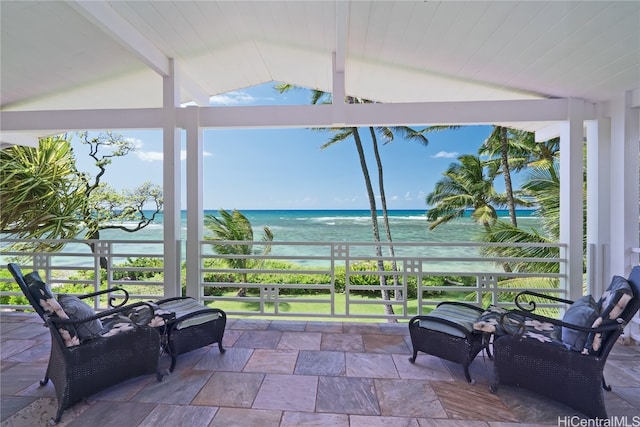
[514,290,574,312]
[47,301,155,329]
[77,287,130,308]
[435,301,485,313]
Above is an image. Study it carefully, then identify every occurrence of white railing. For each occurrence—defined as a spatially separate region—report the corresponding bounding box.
[1,238,567,320]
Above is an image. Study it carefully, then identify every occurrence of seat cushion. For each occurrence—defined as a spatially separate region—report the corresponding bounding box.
[157,298,222,330]
[419,304,482,338]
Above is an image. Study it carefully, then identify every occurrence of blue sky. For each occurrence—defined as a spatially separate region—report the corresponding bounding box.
[71,83,502,210]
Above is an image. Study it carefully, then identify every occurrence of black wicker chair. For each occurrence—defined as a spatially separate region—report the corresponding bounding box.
[490,266,640,419]
[408,301,492,383]
[7,263,162,425]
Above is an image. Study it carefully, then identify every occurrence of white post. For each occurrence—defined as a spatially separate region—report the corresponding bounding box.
[585,114,611,297]
[609,91,640,277]
[559,98,585,300]
[185,106,203,300]
[163,59,182,297]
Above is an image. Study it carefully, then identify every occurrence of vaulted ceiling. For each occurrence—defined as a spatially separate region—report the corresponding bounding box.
[1,1,639,127]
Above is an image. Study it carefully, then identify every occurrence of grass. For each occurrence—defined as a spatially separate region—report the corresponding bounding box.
[201,291,453,322]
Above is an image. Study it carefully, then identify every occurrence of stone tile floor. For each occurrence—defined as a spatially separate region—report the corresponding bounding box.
[1,311,639,426]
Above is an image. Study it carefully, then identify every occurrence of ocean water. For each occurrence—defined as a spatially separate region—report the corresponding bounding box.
[100,209,541,244]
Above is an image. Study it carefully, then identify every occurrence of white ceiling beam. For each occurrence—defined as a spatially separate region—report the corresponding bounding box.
[1,98,596,132]
[67,1,209,106]
[67,0,170,76]
[0,108,164,132]
[0,132,40,147]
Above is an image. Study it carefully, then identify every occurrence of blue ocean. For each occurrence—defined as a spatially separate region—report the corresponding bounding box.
[100,209,542,244]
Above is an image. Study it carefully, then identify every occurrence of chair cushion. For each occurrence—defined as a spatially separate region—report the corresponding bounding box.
[561,295,599,352]
[418,303,482,338]
[156,298,222,330]
[58,295,104,340]
[473,305,508,334]
[25,273,68,319]
[590,276,633,351]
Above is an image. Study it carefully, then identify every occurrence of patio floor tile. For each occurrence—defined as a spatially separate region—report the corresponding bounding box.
[320,332,364,351]
[316,376,380,415]
[138,404,217,427]
[191,371,264,408]
[294,350,345,376]
[210,407,282,427]
[375,378,446,418]
[276,331,321,350]
[252,374,318,412]
[345,352,399,378]
[243,349,298,374]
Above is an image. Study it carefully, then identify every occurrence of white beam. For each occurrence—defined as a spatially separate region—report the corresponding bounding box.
[0,109,163,132]
[1,98,594,133]
[0,132,40,147]
[67,0,170,76]
[67,1,209,106]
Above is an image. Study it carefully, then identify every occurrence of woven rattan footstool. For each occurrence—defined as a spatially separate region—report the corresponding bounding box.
[408,302,491,383]
[152,297,226,372]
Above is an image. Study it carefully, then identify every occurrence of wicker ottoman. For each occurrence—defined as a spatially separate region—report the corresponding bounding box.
[408,302,490,383]
[153,297,227,372]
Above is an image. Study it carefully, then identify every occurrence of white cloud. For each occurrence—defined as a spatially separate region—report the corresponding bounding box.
[431,151,458,158]
[125,137,144,150]
[209,91,258,105]
[136,149,212,162]
[404,192,413,201]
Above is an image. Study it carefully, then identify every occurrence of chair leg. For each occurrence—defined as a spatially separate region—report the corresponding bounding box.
[463,363,474,384]
[408,348,418,363]
[218,341,226,353]
[602,375,612,391]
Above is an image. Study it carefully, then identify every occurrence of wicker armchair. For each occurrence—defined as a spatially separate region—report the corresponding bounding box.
[7,263,162,425]
[490,266,640,419]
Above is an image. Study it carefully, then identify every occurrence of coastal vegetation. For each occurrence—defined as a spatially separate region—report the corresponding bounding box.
[0,132,163,267]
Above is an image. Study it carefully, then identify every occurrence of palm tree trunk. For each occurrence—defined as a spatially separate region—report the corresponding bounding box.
[499,127,517,228]
[352,128,394,316]
[369,127,402,306]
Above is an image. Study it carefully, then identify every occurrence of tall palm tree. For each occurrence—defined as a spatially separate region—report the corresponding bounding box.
[205,209,273,297]
[371,126,429,300]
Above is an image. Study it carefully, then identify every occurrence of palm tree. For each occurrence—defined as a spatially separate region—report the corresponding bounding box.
[426,154,508,231]
[275,84,396,313]
[371,126,429,300]
[205,209,273,297]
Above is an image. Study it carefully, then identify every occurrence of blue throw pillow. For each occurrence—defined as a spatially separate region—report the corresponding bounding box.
[58,295,104,340]
[561,295,599,352]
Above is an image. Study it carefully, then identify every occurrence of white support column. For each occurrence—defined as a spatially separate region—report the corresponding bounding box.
[185,106,203,300]
[585,114,611,296]
[163,59,182,297]
[609,91,640,277]
[559,98,585,300]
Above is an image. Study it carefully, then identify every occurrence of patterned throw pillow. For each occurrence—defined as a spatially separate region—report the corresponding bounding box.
[24,273,82,347]
[561,295,599,353]
[590,276,633,351]
[58,295,104,341]
[25,272,68,319]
